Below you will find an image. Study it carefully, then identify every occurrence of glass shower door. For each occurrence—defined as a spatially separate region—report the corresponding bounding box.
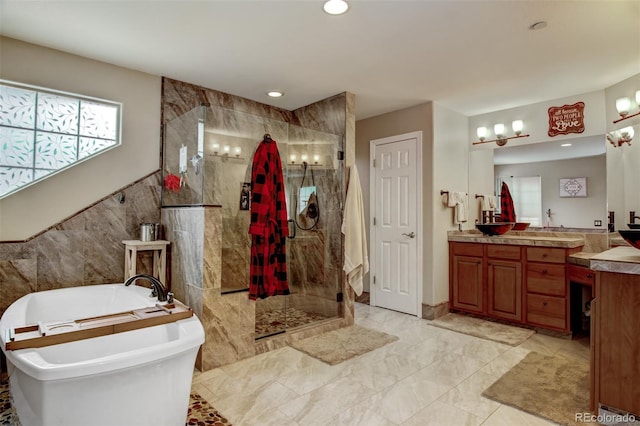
[283,125,344,329]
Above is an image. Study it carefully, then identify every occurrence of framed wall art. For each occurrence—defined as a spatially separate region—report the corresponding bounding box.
[559,177,587,198]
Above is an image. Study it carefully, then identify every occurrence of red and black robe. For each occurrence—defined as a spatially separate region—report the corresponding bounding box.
[248,137,289,300]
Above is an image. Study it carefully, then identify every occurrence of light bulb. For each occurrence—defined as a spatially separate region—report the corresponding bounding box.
[234,146,242,157]
[223,145,230,155]
[323,0,348,15]
[313,154,320,164]
[477,127,487,141]
[512,120,523,136]
[301,154,308,162]
[290,154,296,164]
[636,90,640,106]
[494,123,505,138]
[616,97,631,117]
[212,143,220,154]
[621,126,635,139]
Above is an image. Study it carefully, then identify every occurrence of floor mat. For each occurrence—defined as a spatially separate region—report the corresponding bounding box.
[431,312,535,346]
[289,325,398,365]
[482,351,590,426]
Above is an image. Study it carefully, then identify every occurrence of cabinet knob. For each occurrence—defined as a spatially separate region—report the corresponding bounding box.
[543,301,548,306]
[586,273,593,279]
[542,253,548,258]
[542,269,548,275]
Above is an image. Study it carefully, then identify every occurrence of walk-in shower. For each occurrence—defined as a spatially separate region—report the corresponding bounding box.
[162,103,344,341]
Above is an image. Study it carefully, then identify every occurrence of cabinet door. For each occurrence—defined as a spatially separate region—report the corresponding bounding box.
[452,255,483,313]
[487,259,522,321]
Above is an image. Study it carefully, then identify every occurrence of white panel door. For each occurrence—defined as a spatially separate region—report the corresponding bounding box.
[372,136,418,315]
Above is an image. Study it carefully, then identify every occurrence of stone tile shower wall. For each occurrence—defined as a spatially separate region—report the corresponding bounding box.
[0,172,162,316]
[161,77,355,370]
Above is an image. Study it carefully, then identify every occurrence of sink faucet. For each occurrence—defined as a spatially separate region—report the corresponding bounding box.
[124,274,169,302]
[630,211,640,224]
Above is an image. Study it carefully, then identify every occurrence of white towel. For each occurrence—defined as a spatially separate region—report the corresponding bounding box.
[481,195,497,210]
[448,191,468,224]
[342,165,368,296]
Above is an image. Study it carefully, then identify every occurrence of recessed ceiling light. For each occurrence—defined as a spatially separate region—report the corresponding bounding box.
[529,21,547,31]
[323,0,349,15]
[561,143,572,147]
[267,91,284,98]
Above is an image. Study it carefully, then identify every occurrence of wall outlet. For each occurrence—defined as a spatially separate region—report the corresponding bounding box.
[594,220,602,227]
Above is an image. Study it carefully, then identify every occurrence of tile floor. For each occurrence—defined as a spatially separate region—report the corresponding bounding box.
[192,302,590,425]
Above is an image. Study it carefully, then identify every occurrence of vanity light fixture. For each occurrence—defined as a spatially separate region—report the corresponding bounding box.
[473,120,530,146]
[210,143,244,159]
[323,0,349,15]
[607,126,634,147]
[613,90,640,124]
[290,153,323,166]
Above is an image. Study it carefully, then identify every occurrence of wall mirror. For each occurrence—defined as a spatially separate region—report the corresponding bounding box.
[297,185,317,213]
[0,80,122,199]
[492,134,607,230]
[607,123,640,232]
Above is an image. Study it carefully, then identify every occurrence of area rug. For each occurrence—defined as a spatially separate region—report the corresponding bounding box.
[289,325,398,365]
[431,313,535,346]
[482,351,590,426]
[1,373,231,426]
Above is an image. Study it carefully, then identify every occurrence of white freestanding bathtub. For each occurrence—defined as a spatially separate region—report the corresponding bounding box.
[0,284,204,426]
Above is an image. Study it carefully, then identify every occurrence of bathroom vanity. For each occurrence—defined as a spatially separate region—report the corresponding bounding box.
[448,232,585,333]
[589,247,640,418]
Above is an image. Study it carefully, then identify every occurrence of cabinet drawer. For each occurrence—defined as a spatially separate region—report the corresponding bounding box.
[527,247,566,264]
[487,244,521,260]
[451,242,483,257]
[527,263,566,296]
[567,264,595,286]
[527,293,566,329]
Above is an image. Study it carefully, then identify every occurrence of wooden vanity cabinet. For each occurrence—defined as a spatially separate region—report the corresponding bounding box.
[449,241,582,332]
[525,247,571,332]
[487,245,522,322]
[591,271,640,417]
[450,242,484,313]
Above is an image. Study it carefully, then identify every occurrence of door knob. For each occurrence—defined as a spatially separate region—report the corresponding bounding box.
[402,232,415,238]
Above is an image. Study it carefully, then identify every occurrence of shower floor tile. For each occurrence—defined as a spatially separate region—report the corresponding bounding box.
[255,307,332,336]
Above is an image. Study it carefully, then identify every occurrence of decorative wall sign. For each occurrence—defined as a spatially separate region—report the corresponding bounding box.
[548,102,585,137]
[559,177,587,197]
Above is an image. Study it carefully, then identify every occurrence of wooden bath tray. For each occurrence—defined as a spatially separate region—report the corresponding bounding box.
[4,301,193,351]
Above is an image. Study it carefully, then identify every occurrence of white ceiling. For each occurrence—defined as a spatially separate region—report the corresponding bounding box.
[1,0,639,121]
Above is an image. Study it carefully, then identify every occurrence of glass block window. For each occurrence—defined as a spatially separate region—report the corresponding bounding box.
[0,80,121,199]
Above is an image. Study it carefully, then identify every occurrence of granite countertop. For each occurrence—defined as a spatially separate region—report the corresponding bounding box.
[590,246,640,275]
[567,252,599,267]
[447,231,585,248]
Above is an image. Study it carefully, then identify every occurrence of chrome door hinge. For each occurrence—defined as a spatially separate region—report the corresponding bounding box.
[373,159,376,167]
[373,217,376,226]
